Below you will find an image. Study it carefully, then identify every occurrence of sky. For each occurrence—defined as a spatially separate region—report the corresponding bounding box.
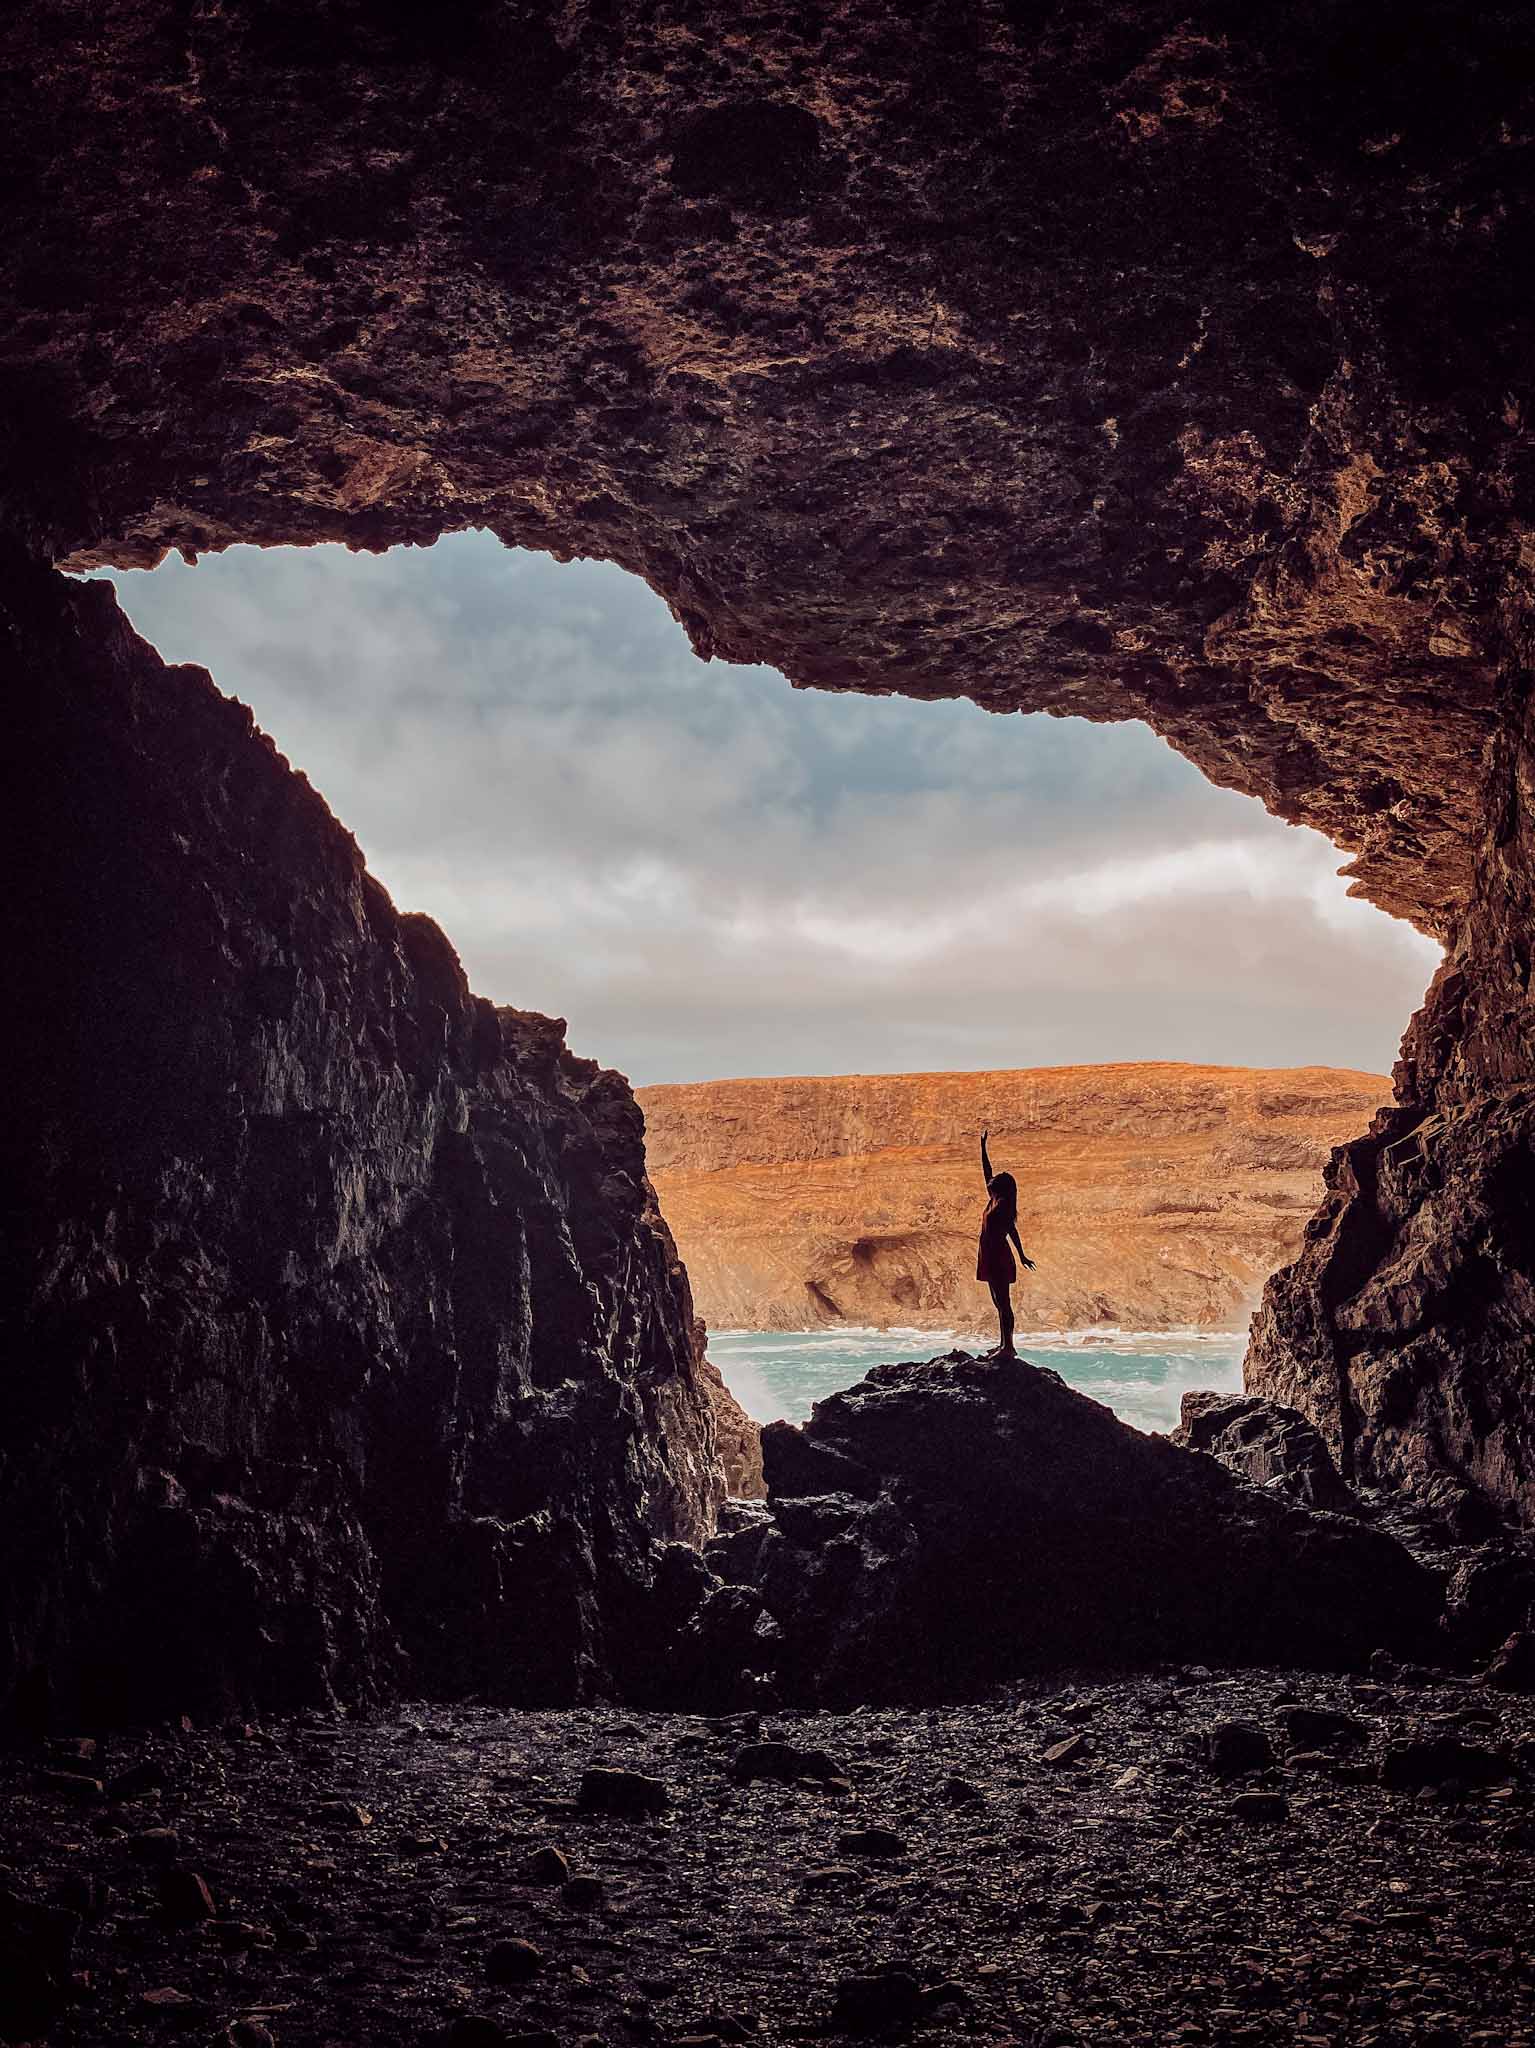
[94,530,1440,1087]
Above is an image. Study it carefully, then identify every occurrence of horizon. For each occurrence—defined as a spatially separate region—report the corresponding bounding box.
[634,1052,1394,1091]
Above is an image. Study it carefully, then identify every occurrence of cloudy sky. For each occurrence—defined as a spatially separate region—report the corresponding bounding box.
[96,532,1439,1087]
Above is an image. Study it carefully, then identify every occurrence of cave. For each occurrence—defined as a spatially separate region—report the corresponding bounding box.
[5,2,1535,2039]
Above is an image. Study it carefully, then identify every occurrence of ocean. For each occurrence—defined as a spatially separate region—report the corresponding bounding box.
[709,1326,1249,1437]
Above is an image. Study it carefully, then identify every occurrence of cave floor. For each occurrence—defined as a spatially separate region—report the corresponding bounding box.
[6,1669,1535,2048]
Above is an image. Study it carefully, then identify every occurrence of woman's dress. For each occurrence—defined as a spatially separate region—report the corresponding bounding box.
[976,1205,1016,1285]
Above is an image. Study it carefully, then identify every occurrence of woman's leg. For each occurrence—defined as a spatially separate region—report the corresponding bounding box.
[988,1279,1016,1356]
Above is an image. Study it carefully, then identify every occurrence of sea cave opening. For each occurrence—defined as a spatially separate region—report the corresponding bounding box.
[94,531,1441,1445]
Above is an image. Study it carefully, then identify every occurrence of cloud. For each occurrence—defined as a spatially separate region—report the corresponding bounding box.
[93,533,1441,1086]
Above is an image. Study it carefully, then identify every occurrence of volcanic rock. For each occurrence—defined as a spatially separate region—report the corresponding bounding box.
[577,1767,669,1816]
[1379,1733,1511,1789]
[1207,1721,1276,1777]
[741,1353,1439,1702]
[0,555,721,1725]
[1279,1707,1368,1749]
[1174,1393,1358,1514]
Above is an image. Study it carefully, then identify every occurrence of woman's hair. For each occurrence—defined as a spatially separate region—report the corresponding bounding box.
[988,1170,1018,1221]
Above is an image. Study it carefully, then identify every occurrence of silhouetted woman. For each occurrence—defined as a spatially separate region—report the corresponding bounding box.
[977,1127,1034,1359]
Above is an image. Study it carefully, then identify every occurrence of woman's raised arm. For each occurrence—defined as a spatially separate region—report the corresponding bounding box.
[980,1127,994,1188]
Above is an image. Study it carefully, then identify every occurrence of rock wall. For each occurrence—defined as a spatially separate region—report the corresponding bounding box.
[1,5,1534,1560]
[639,1064,1389,1333]
[0,551,719,1727]
[1249,671,1535,1526]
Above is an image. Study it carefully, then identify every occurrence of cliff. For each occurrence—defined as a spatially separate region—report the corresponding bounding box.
[639,1064,1389,1333]
[0,552,719,1727]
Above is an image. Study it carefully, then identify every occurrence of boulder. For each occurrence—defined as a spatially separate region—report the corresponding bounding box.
[738,1353,1440,1702]
[1173,1392,1358,1515]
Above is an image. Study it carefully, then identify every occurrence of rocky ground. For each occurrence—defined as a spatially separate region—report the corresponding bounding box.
[6,1666,1535,2048]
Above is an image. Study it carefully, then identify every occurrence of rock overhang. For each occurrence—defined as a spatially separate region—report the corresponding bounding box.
[3,0,1530,941]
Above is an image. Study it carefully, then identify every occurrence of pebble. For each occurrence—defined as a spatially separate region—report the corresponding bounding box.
[1230,1791,1290,1822]
[560,1874,606,1910]
[829,1970,923,2032]
[485,1936,544,1984]
[38,1770,105,1803]
[313,1799,372,1827]
[1207,1720,1276,1777]
[838,1826,908,1857]
[730,1742,845,1786]
[128,1827,181,1865]
[1042,1735,1088,1768]
[515,1844,570,1885]
[158,1867,215,1922]
[577,1767,668,1814]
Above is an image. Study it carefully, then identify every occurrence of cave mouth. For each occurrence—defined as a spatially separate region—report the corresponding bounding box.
[95,531,1440,1436]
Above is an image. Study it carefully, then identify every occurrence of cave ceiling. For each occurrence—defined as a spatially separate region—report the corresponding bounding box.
[4,0,1533,936]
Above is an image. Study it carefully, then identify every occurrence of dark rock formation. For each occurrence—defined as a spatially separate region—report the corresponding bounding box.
[729,1353,1439,1703]
[1173,1390,1358,1514]
[698,1347,766,1499]
[2,0,1535,1644]
[0,552,719,1727]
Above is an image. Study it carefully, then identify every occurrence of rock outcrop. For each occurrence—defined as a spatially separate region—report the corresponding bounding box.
[2,3,1535,1623]
[711,1353,1439,1703]
[1172,1390,1359,1515]
[698,1354,766,1499]
[0,552,719,1727]
[639,1064,1389,1333]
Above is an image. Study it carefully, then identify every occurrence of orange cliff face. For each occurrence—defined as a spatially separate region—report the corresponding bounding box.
[636,1063,1391,1337]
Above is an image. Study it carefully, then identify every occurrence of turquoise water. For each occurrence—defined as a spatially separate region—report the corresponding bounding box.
[710,1327,1248,1437]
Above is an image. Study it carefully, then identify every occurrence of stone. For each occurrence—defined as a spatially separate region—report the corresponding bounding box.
[1484,1630,1535,1692]
[1208,1721,1277,1776]
[1380,1737,1511,1790]
[129,1828,182,1865]
[1230,1792,1290,1822]
[158,1869,216,1923]
[109,1760,165,1800]
[838,1828,908,1858]
[743,1356,1439,1702]
[1173,1393,1359,1515]
[315,1800,372,1828]
[139,1986,200,2012]
[225,2024,276,2048]
[514,1845,570,1886]
[730,1742,845,1786]
[578,1767,669,1815]
[38,1770,105,1802]
[828,1972,923,2034]
[698,1353,765,1500]
[560,1875,607,1911]
[1042,1737,1088,1769]
[485,1937,543,1985]
[446,2020,508,2048]
[1279,1707,1369,1748]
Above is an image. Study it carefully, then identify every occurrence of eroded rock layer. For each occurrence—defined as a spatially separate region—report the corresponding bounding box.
[0,555,718,1727]
[640,1063,1388,1333]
